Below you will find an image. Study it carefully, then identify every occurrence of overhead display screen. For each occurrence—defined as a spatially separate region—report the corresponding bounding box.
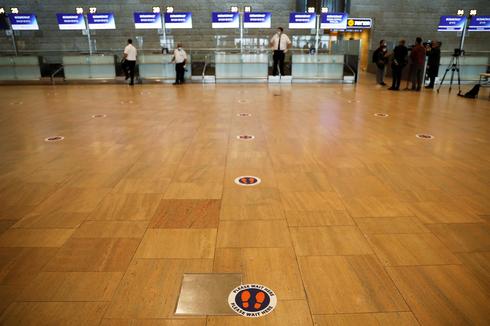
[212,12,239,28]
[468,16,490,31]
[9,13,39,30]
[438,16,466,31]
[87,13,116,30]
[134,12,162,29]
[321,13,348,29]
[243,12,272,28]
[289,13,316,29]
[164,12,192,29]
[56,14,86,30]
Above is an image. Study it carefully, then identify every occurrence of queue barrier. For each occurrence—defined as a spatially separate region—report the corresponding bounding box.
[0,56,41,81]
[292,54,344,82]
[215,53,269,82]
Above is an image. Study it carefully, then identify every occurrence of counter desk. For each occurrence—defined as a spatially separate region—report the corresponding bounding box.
[0,56,41,81]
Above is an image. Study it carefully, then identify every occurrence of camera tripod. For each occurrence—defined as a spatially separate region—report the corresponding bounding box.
[437,49,462,94]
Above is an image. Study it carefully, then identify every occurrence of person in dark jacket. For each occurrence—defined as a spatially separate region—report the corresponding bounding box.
[426,41,441,89]
[372,40,389,86]
[389,39,408,91]
[410,37,426,91]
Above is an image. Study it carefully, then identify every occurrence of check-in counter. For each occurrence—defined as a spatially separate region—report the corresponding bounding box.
[292,54,344,82]
[215,53,268,82]
[0,56,41,80]
[62,55,115,80]
[438,56,489,82]
[138,54,192,81]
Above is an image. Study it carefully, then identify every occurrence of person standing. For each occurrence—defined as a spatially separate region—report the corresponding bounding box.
[410,37,426,91]
[123,39,137,86]
[372,40,389,86]
[270,27,291,76]
[389,39,408,91]
[172,43,187,85]
[426,41,441,89]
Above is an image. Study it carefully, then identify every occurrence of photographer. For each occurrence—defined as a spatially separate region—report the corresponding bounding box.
[172,43,188,85]
[372,40,389,86]
[426,41,441,89]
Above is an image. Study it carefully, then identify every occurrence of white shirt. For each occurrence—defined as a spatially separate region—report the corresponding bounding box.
[270,33,291,52]
[173,48,187,64]
[124,44,137,61]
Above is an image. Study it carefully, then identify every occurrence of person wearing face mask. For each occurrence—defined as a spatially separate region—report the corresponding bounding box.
[270,27,291,76]
[172,43,188,85]
[372,40,389,86]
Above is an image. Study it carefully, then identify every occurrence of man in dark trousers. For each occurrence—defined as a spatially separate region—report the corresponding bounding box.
[123,39,137,86]
[270,27,291,76]
[410,37,426,91]
[172,43,187,85]
[389,39,408,91]
[372,40,388,86]
[426,41,441,89]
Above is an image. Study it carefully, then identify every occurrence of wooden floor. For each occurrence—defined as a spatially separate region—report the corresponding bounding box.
[0,78,489,325]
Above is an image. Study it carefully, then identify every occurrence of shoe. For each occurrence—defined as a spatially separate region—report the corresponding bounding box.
[172,82,179,85]
[125,76,129,80]
[388,87,395,90]
[425,85,434,89]
[380,82,387,86]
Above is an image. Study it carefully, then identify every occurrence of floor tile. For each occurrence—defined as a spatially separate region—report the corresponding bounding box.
[427,223,490,252]
[456,251,490,290]
[291,226,373,256]
[0,229,74,247]
[100,319,206,326]
[13,212,87,229]
[18,272,123,301]
[73,221,148,238]
[281,192,345,211]
[0,302,108,325]
[242,248,305,300]
[150,199,220,228]
[32,187,111,215]
[342,196,413,218]
[367,233,461,266]
[113,178,171,194]
[88,193,162,221]
[387,265,490,325]
[0,247,58,285]
[285,210,354,226]
[213,248,243,273]
[312,312,419,325]
[135,229,216,259]
[220,203,285,221]
[105,259,212,318]
[44,238,140,272]
[299,255,408,314]
[410,201,483,224]
[217,220,291,248]
[355,216,429,234]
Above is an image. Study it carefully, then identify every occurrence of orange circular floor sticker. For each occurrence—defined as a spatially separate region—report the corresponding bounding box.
[416,134,434,139]
[228,284,277,318]
[234,176,261,186]
[44,136,64,142]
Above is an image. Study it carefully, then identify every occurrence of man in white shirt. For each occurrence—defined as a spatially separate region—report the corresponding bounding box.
[172,43,188,85]
[270,27,291,76]
[123,39,137,85]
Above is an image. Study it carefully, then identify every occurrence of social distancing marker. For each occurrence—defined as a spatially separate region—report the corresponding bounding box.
[228,284,277,318]
[374,113,389,117]
[237,135,255,140]
[92,114,107,118]
[237,113,252,117]
[416,134,434,139]
[347,100,361,104]
[234,176,261,186]
[44,136,64,142]
[238,99,249,104]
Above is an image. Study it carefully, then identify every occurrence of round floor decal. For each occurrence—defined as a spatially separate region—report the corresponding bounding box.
[228,284,277,318]
[92,114,106,118]
[237,113,252,117]
[238,99,249,104]
[374,113,389,117]
[416,134,434,139]
[237,135,255,140]
[44,136,64,142]
[234,176,261,186]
